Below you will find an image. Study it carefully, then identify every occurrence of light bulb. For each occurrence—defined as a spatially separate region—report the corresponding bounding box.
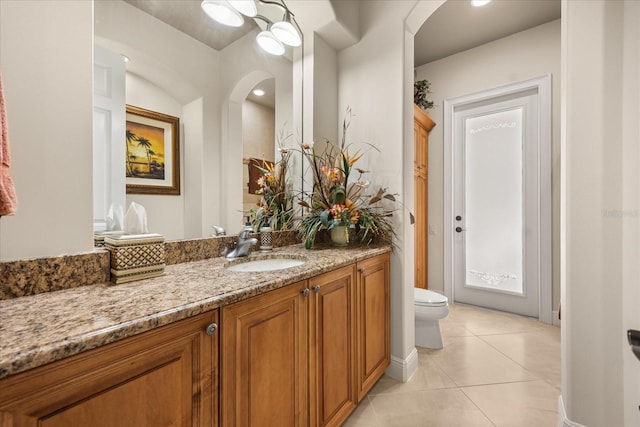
[228,0,257,17]
[256,30,285,56]
[271,20,301,47]
[253,89,265,96]
[201,0,244,27]
[471,0,491,7]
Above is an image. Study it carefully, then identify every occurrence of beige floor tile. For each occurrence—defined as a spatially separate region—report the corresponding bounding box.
[370,387,477,416]
[446,304,545,336]
[378,410,495,427]
[368,358,456,396]
[461,380,559,427]
[439,321,476,340]
[342,397,382,427]
[347,304,560,426]
[480,329,561,390]
[430,336,538,386]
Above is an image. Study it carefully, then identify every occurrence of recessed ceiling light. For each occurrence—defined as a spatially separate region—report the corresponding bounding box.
[253,89,265,96]
[471,0,491,7]
[122,55,130,63]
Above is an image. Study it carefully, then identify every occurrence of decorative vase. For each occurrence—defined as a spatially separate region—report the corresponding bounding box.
[330,225,349,247]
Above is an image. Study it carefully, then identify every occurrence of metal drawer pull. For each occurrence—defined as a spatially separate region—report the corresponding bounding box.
[312,285,321,293]
[301,288,310,297]
[205,323,218,336]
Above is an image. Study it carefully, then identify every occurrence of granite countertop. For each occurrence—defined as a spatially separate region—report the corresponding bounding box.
[0,244,391,380]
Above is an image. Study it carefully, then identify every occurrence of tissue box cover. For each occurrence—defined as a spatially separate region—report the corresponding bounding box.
[104,234,165,284]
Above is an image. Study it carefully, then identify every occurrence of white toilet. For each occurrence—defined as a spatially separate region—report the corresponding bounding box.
[414,288,449,349]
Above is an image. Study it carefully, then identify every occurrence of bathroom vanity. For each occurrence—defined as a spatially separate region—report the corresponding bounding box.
[0,245,390,427]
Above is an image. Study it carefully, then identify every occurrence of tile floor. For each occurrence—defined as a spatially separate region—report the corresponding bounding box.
[344,303,561,427]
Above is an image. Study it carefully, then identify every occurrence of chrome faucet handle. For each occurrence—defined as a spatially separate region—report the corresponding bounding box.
[238,228,252,239]
[212,225,226,236]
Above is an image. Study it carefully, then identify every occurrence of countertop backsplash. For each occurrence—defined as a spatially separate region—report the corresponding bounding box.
[0,230,302,300]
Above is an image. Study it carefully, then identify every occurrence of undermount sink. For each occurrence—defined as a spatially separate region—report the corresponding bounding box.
[225,258,306,272]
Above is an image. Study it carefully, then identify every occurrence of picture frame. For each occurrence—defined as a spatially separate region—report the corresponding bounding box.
[125,105,180,195]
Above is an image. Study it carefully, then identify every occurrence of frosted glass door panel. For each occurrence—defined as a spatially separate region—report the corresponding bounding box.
[464,108,523,294]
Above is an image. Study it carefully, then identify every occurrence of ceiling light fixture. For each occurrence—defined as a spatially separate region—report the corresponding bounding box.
[270,11,301,47]
[471,0,492,7]
[253,89,265,96]
[228,0,257,17]
[201,0,244,27]
[256,28,285,56]
[200,0,302,55]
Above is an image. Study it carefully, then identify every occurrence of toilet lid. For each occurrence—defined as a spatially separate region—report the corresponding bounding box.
[414,288,448,307]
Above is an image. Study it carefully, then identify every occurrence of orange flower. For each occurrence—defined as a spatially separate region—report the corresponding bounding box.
[329,204,347,220]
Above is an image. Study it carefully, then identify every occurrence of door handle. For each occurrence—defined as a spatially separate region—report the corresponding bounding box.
[628,329,640,361]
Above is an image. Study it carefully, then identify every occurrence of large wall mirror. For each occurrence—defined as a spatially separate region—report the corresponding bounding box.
[93,0,303,241]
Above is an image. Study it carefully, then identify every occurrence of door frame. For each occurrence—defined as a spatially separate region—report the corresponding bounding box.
[443,75,553,324]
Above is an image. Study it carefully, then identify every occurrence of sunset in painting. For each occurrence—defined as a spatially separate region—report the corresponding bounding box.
[126,121,166,180]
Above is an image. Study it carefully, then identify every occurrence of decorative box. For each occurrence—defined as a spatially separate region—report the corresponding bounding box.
[104,234,165,284]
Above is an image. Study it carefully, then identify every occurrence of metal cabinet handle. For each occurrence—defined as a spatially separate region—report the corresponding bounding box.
[205,323,218,336]
[358,268,365,274]
[455,227,465,233]
[312,285,321,293]
[301,288,310,297]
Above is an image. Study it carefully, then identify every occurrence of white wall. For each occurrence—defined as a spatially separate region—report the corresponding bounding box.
[95,0,220,240]
[561,1,638,425]
[621,3,640,424]
[219,31,293,231]
[415,19,562,314]
[313,34,339,145]
[242,100,275,214]
[0,0,94,261]
[338,0,420,379]
[125,74,185,241]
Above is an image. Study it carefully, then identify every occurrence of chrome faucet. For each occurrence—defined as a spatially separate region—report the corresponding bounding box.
[225,228,258,258]
[211,225,226,236]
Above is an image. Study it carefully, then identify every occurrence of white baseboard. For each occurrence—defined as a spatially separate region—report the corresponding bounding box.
[385,348,419,382]
[552,310,561,326]
[558,395,587,427]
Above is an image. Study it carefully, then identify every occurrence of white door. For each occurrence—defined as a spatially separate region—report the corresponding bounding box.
[93,45,126,232]
[445,77,551,319]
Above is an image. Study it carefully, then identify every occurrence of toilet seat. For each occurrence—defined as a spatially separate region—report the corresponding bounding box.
[414,288,448,307]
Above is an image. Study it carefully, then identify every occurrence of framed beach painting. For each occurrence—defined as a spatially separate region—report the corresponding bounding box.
[125,105,180,195]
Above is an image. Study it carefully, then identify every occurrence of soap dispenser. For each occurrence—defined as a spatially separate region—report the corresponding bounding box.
[243,216,253,233]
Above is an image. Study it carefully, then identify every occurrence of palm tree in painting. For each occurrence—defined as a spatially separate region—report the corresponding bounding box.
[148,149,157,176]
[126,129,137,176]
[136,137,153,174]
[128,154,139,176]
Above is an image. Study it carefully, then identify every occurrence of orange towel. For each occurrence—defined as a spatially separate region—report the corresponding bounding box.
[0,73,18,216]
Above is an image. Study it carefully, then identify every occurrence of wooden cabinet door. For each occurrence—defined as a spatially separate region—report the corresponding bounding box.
[356,254,391,401]
[221,281,308,427]
[0,311,219,427]
[308,265,357,427]
[414,105,435,290]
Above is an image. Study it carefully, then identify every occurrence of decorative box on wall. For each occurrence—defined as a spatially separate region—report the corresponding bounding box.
[104,234,165,284]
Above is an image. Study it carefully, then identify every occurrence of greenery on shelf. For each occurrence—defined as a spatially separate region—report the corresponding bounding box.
[414,79,434,110]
